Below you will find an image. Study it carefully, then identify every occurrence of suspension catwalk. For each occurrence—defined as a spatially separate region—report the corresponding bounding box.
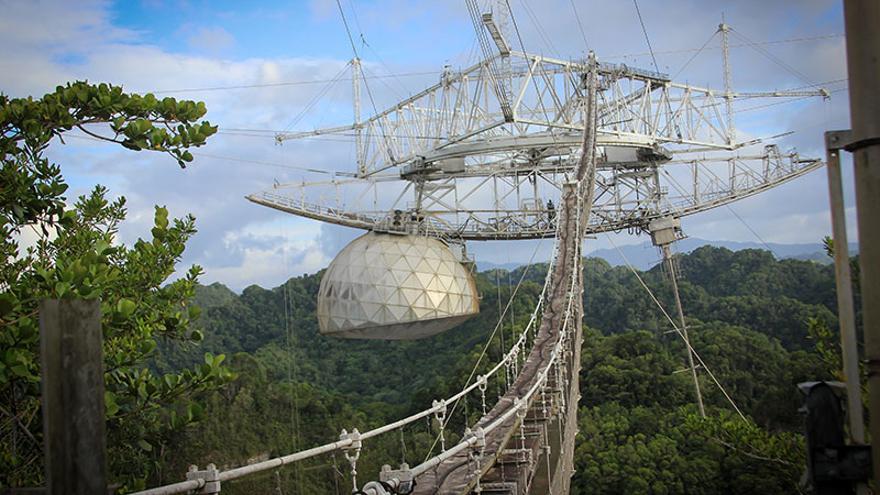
[126,2,832,493]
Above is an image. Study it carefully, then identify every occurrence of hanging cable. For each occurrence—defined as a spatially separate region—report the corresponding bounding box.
[150,70,437,94]
[730,27,818,89]
[282,219,305,494]
[604,233,747,421]
[143,34,840,95]
[333,0,397,165]
[504,0,561,144]
[569,0,590,52]
[421,233,549,463]
[724,204,781,258]
[604,33,843,61]
[335,0,360,59]
[496,267,505,382]
[672,30,718,79]
[517,0,561,57]
[632,0,660,73]
[282,62,352,132]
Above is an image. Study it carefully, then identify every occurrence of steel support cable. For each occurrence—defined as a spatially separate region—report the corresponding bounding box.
[496,264,505,388]
[657,167,781,258]
[569,0,590,52]
[465,0,512,119]
[63,132,355,176]
[151,70,440,94]
[345,0,400,105]
[724,204,781,258]
[729,27,819,89]
[412,135,590,490]
[465,0,506,91]
[733,86,847,114]
[127,214,558,495]
[362,62,406,103]
[144,35,840,95]
[603,233,747,420]
[632,0,660,74]
[222,79,845,141]
[415,69,597,491]
[282,222,305,494]
[605,33,843,60]
[334,0,396,165]
[517,0,561,58]
[420,230,557,462]
[504,0,563,148]
[672,30,718,80]
[281,62,353,132]
[335,0,359,59]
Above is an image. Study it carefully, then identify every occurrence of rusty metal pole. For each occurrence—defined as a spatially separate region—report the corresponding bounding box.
[842,0,880,485]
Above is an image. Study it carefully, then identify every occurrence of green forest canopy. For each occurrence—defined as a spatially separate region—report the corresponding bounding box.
[149,246,841,494]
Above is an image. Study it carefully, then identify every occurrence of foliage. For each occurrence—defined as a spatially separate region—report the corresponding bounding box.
[2,82,851,494]
[580,246,838,351]
[573,404,805,494]
[0,81,227,490]
[141,246,845,493]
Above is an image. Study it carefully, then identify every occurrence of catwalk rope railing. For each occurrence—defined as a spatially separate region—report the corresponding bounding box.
[128,231,562,495]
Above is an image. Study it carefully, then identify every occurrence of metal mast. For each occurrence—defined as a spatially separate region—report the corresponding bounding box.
[351,57,364,176]
[649,217,706,417]
[719,19,734,146]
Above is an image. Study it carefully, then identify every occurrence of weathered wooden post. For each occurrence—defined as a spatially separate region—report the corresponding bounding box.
[39,299,107,495]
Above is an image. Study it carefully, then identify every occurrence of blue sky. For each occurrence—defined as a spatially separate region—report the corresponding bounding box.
[109,1,471,63]
[2,0,854,290]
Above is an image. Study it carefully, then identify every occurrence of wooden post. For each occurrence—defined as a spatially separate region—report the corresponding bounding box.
[40,299,107,495]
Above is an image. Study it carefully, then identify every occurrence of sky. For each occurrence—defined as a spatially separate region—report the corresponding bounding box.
[1,0,855,291]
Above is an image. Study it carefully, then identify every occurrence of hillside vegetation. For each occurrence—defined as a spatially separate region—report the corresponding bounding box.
[150,246,844,494]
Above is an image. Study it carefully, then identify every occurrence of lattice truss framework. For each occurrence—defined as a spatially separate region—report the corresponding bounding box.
[249,50,826,240]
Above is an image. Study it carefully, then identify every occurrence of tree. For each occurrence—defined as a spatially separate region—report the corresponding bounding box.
[0,81,231,490]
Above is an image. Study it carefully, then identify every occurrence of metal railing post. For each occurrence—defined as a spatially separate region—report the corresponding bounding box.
[186,464,220,494]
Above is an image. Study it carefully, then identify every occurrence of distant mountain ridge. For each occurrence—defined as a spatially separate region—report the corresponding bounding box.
[582,238,858,271]
[475,238,855,272]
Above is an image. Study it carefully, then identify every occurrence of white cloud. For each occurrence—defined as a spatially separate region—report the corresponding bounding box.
[1,0,854,289]
[186,26,236,54]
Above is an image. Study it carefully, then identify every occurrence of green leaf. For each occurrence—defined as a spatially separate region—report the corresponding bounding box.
[154,206,169,229]
[94,239,110,255]
[117,298,136,318]
[55,281,70,298]
[0,293,16,316]
[105,391,119,417]
[137,439,153,452]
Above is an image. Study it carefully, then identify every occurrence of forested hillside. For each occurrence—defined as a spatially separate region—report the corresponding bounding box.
[149,246,844,494]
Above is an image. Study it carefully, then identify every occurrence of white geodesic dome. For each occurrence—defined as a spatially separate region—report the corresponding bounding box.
[316,232,479,339]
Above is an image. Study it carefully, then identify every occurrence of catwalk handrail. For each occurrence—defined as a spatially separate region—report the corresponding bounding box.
[128,231,560,495]
[380,173,588,494]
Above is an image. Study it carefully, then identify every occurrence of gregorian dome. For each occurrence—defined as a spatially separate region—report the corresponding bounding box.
[316,232,480,339]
